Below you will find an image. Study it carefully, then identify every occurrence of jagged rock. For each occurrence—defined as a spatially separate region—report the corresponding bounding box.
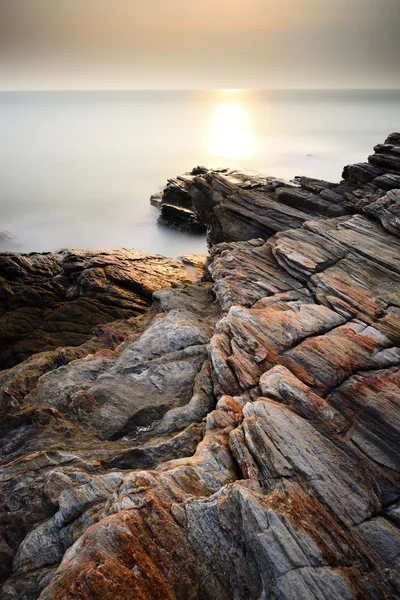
[364,189,400,237]
[158,203,206,233]
[209,240,303,311]
[152,133,400,244]
[149,191,163,208]
[1,134,400,600]
[327,367,400,473]
[0,248,202,370]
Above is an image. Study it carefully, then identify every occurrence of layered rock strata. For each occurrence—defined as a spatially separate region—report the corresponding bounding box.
[155,132,400,244]
[0,135,399,600]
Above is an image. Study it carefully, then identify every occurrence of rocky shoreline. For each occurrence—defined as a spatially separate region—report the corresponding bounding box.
[155,132,400,243]
[0,134,399,599]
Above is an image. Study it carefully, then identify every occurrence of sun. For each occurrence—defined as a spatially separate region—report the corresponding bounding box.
[207,100,257,159]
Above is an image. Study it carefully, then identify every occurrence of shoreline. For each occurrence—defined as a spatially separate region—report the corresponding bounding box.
[1,133,399,599]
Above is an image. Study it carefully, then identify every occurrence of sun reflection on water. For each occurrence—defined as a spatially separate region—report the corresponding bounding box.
[207,91,257,159]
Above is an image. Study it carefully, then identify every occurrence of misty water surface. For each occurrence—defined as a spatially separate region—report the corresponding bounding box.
[0,89,399,255]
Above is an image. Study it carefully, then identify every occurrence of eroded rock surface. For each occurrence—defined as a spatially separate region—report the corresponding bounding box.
[1,135,400,599]
[0,248,201,370]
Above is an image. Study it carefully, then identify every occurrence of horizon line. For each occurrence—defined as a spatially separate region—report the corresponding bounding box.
[1,87,400,93]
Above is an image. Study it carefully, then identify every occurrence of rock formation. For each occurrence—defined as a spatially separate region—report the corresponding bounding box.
[156,132,400,244]
[0,248,202,370]
[0,134,399,599]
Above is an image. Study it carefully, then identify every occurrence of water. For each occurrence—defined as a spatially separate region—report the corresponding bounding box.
[0,89,399,255]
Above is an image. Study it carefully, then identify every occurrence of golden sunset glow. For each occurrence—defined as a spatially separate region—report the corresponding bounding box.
[207,97,257,159]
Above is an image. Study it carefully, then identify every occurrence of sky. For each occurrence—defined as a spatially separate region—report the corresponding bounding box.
[0,0,399,90]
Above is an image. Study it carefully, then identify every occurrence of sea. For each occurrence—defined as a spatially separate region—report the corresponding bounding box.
[0,89,399,256]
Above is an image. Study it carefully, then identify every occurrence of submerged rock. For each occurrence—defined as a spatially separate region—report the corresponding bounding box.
[1,134,400,599]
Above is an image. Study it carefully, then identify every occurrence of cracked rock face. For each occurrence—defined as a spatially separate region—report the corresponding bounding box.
[1,135,400,600]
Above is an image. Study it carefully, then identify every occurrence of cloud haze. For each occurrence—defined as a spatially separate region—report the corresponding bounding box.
[1,0,399,90]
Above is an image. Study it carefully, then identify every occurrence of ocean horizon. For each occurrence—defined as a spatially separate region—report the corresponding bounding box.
[1,88,399,255]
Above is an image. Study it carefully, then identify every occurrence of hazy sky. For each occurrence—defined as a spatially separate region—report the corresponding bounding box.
[1,0,399,90]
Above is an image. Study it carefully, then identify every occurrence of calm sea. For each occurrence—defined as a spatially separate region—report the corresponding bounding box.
[0,89,399,255]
